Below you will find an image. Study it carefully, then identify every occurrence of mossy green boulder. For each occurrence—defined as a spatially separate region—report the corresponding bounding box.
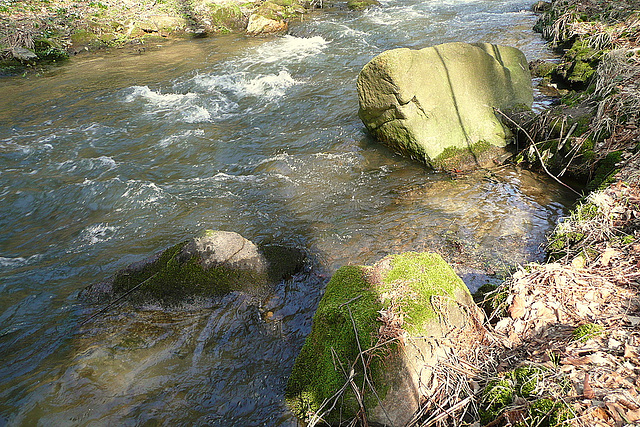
[357,42,534,169]
[80,230,304,305]
[286,252,485,426]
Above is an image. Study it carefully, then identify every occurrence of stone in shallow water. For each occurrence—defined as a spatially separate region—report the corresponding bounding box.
[357,42,533,170]
[246,14,288,35]
[80,230,304,305]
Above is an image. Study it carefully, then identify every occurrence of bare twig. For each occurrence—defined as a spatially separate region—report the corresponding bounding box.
[495,108,582,196]
[79,272,160,327]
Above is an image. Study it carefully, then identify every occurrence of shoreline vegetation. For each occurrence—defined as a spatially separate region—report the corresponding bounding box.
[3,0,640,425]
[0,0,363,74]
[475,1,640,425]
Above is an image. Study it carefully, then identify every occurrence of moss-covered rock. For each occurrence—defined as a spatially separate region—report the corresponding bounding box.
[207,2,246,32]
[286,252,485,426]
[530,59,557,78]
[70,29,104,50]
[33,38,69,61]
[357,42,533,170]
[80,230,304,305]
[512,102,601,180]
[550,40,603,88]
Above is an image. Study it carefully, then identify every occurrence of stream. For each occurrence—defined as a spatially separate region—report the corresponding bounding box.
[0,0,575,425]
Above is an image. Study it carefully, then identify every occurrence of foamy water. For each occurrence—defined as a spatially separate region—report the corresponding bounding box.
[123,36,327,121]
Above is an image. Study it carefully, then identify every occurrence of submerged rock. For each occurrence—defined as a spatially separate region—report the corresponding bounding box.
[357,42,533,170]
[286,252,485,426]
[80,230,304,305]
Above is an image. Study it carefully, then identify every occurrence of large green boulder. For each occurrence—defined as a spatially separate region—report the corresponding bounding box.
[286,252,485,426]
[357,42,533,169]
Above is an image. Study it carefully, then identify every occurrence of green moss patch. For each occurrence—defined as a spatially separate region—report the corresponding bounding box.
[480,364,573,425]
[431,140,509,171]
[480,378,514,424]
[378,252,470,334]
[572,322,604,342]
[588,150,622,191]
[285,265,383,423]
[111,240,268,305]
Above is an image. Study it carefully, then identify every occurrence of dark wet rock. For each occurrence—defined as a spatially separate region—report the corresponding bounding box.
[259,243,306,282]
[80,230,305,305]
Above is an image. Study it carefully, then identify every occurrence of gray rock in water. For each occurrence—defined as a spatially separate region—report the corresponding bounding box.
[80,230,305,305]
[179,230,268,272]
[357,42,533,170]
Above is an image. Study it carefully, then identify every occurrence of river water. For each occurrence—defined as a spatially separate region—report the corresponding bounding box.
[0,0,573,425]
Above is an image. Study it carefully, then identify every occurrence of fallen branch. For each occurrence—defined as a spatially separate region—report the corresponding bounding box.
[79,272,160,327]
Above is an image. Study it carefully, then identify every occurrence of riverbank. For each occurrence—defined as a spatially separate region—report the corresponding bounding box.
[0,0,328,73]
[475,1,640,425]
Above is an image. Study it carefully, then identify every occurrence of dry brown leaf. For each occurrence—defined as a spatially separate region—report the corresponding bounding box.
[504,408,526,424]
[603,371,630,388]
[624,343,638,359]
[601,248,619,266]
[591,406,610,421]
[625,408,640,421]
[589,352,614,366]
[619,398,639,411]
[509,295,526,319]
[562,356,592,366]
[605,402,626,427]
[584,372,596,399]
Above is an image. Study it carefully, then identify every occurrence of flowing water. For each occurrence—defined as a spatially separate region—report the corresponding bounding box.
[0,0,574,425]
